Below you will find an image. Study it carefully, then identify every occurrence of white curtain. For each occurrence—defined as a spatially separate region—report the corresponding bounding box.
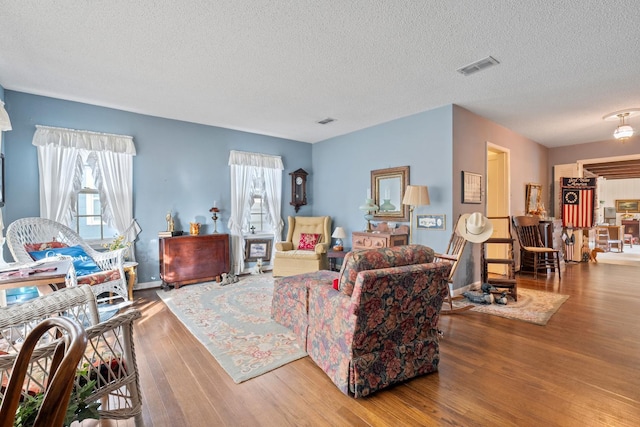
[32,126,139,244]
[90,151,141,261]
[228,150,284,274]
[263,167,283,264]
[34,141,83,225]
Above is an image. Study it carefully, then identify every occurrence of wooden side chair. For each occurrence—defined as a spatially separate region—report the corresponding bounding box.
[512,216,562,280]
[0,317,88,427]
[595,227,611,252]
[434,217,473,314]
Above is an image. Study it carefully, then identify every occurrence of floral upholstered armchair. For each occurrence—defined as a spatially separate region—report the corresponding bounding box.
[272,216,331,277]
[272,244,451,397]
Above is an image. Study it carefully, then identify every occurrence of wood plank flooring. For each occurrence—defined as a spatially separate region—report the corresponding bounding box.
[84,262,640,426]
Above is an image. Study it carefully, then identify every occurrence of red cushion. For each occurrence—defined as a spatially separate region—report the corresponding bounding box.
[298,233,320,250]
[24,241,68,253]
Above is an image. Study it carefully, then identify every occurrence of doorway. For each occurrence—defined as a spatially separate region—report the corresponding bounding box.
[486,143,510,273]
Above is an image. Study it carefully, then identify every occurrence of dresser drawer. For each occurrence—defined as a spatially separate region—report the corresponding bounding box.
[353,234,388,250]
[352,231,408,251]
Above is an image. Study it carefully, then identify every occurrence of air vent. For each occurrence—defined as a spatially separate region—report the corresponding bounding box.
[457,56,500,76]
[317,117,336,125]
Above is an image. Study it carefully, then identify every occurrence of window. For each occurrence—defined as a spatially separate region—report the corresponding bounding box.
[74,158,117,241]
[249,195,271,233]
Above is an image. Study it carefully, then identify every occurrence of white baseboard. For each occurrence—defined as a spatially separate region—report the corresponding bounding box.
[450,280,481,297]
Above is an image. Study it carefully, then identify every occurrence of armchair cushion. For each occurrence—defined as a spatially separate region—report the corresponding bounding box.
[298,233,321,250]
[29,245,102,276]
[24,241,68,252]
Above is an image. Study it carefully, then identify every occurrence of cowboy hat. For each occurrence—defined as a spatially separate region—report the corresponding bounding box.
[457,212,493,243]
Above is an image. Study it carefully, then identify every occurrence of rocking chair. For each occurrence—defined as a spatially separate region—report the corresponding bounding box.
[434,218,473,314]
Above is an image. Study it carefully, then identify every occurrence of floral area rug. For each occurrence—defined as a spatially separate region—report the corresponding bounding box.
[457,288,569,326]
[157,273,306,383]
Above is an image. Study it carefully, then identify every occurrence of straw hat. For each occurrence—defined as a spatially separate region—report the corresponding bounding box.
[457,212,493,243]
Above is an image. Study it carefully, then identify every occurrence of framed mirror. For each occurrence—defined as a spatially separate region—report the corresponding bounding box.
[525,183,542,214]
[371,166,410,222]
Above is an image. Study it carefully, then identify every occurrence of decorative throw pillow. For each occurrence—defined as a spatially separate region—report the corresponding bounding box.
[29,245,102,277]
[298,233,320,250]
[24,240,68,253]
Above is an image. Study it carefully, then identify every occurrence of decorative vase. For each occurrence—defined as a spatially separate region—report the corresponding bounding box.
[190,222,201,235]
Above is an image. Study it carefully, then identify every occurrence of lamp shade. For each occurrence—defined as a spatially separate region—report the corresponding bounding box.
[331,227,347,239]
[402,185,430,206]
[0,100,11,132]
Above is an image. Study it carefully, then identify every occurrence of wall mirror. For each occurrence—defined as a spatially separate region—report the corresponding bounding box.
[371,166,410,222]
[525,183,542,214]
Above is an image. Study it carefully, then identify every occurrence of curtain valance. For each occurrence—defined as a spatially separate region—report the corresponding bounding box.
[32,125,136,155]
[228,150,283,170]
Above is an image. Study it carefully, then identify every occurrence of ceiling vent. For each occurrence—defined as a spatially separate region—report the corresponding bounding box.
[317,117,336,125]
[457,56,500,76]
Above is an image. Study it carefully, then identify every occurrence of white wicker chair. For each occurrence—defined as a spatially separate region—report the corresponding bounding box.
[6,217,129,304]
[0,285,143,425]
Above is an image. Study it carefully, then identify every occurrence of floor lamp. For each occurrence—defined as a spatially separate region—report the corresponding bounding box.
[402,185,430,243]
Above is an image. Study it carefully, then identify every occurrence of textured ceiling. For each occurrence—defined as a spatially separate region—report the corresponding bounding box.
[1,1,640,147]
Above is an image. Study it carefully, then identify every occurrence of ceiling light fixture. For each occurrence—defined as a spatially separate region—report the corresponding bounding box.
[603,108,640,141]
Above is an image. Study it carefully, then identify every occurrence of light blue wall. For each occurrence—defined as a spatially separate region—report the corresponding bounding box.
[2,91,312,282]
[312,105,454,253]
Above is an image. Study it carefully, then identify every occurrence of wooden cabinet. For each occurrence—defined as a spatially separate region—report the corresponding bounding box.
[622,220,639,240]
[159,234,230,289]
[352,231,408,250]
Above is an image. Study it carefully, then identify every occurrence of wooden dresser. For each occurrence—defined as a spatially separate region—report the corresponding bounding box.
[159,234,230,289]
[352,231,408,251]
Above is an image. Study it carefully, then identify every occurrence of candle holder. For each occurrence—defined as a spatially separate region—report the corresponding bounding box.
[209,206,220,233]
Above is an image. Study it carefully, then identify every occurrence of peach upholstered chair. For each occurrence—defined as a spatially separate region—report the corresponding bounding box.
[272,216,331,277]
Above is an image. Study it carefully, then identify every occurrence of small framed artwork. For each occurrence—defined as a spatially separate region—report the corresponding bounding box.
[462,171,482,204]
[416,214,446,230]
[615,199,640,213]
[245,239,272,262]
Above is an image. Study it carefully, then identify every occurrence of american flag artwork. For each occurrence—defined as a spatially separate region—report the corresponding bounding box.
[561,177,596,228]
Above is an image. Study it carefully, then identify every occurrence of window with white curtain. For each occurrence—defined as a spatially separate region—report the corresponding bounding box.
[32,125,140,257]
[228,150,283,275]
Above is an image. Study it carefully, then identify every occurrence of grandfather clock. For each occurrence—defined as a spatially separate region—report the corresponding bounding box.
[290,168,308,212]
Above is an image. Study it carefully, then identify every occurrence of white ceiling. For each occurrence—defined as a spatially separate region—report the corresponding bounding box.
[1,1,640,147]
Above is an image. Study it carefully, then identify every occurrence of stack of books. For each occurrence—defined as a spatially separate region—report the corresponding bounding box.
[158,230,183,238]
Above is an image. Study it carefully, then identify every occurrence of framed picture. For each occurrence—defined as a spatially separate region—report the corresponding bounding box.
[416,214,446,230]
[462,171,482,204]
[245,238,272,262]
[615,199,640,213]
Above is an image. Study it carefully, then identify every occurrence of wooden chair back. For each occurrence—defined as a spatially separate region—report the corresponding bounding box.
[0,317,88,427]
[512,215,544,248]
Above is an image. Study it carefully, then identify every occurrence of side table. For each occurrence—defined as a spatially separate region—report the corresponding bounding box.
[123,261,138,300]
[328,249,350,272]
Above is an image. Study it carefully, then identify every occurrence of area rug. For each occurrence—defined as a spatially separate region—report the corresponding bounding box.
[458,288,569,325]
[157,273,306,383]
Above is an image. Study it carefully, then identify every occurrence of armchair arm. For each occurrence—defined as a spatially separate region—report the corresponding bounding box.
[314,242,329,254]
[275,242,294,251]
[88,247,126,271]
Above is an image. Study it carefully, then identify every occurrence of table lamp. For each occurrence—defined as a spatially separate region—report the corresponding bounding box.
[359,198,379,232]
[402,185,430,243]
[331,227,347,251]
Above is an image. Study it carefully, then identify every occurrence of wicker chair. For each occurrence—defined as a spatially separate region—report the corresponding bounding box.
[0,285,143,425]
[0,317,88,427]
[6,217,129,304]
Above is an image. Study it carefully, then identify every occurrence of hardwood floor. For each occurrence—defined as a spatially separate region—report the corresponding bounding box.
[89,262,640,426]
